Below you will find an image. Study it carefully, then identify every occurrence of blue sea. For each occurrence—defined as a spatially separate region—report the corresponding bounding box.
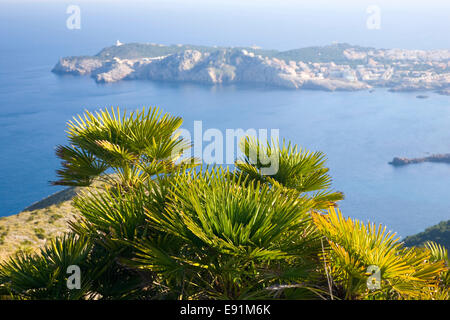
[1,0,450,237]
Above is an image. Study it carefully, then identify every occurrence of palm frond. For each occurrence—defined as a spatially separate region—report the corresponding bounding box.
[312,208,447,299]
[0,234,95,300]
[236,137,343,209]
[53,106,194,187]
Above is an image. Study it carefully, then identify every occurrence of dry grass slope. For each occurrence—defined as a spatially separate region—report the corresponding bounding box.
[0,187,82,262]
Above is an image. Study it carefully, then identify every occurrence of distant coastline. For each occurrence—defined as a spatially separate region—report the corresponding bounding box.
[52,42,450,94]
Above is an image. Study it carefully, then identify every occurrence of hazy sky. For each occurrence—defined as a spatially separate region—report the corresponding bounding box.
[1,0,449,53]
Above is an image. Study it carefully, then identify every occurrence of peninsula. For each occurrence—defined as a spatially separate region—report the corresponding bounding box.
[52,42,450,93]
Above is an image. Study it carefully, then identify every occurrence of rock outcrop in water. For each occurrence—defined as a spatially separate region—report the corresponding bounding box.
[52,42,450,93]
[389,154,450,166]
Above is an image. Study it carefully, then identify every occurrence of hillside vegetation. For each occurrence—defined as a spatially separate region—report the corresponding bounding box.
[0,182,106,262]
[93,42,360,63]
[404,220,450,249]
[0,188,80,261]
[2,194,447,263]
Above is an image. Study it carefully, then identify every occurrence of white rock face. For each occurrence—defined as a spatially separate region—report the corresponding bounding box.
[142,50,206,81]
[52,49,370,91]
[95,62,135,83]
[52,57,103,75]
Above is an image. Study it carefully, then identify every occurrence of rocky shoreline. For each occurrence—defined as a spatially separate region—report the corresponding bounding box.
[389,154,450,166]
[52,42,450,93]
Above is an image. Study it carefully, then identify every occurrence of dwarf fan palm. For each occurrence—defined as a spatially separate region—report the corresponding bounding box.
[425,241,450,290]
[122,167,326,299]
[312,208,448,300]
[0,235,95,300]
[236,137,343,210]
[3,106,446,301]
[52,106,196,188]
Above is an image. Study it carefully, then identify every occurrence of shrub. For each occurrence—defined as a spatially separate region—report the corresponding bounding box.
[34,228,46,240]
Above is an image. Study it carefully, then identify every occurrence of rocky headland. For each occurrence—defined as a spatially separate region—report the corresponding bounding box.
[389,154,450,166]
[52,42,450,93]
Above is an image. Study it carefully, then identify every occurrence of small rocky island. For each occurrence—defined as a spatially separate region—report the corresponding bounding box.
[389,154,450,166]
[52,42,450,93]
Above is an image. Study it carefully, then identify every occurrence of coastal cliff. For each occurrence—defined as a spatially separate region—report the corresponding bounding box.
[52,42,450,93]
[53,47,369,90]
